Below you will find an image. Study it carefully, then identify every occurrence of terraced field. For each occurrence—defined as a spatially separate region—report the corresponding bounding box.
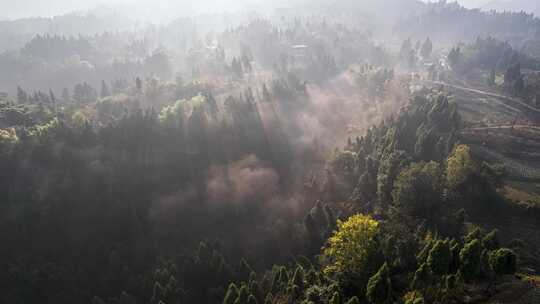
[469,144,540,181]
[462,125,540,181]
[422,81,540,182]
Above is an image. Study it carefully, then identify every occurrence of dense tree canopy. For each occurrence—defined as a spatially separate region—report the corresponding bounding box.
[1,2,539,303]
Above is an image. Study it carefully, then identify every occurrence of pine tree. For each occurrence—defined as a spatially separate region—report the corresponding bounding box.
[247,295,258,304]
[448,47,461,70]
[231,57,243,78]
[330,291,341,304]
[445,274,457,290]
[241,53,252,72]
[239,258,253,280]
[17,86,28,104]
[459,239,482,282]
[136,77,143,91]
[346,296,360,304]
[421,38,433,59]
[264,293,273,304]
[291,267,304,289]
[249,280,259,297]
[487,69,496,86]
[262,84,271,102]
[235,284,249,304]
[412,263,429,290]
[449,242,461,274]
[100,80,111,98]
[427,240,451,276]
[289,285,301,300]
[366,263,392,304]
[224,283,239,304]
[482,229,500,250]
[400,38,413,61]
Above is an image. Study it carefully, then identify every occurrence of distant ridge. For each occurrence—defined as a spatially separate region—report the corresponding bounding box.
[483,0,540,17]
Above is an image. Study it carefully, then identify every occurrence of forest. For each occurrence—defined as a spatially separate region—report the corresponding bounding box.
[1,0,540,304]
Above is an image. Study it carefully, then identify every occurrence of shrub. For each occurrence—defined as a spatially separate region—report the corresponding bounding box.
[489,248,517,276]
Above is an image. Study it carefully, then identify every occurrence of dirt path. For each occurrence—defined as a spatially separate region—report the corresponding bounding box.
[424,81,540,124]
[464,125,540,131]
[431,81,540,114]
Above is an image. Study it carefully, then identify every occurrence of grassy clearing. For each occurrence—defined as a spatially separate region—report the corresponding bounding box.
[501,182,540,206]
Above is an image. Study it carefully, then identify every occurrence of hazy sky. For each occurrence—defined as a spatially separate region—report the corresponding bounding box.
[0,0,512,20]
[0,0,273,21]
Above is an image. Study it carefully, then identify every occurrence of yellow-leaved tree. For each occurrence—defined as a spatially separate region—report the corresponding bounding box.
[322,214,381,295]
[0,128,18,145]
[0,128,19,154]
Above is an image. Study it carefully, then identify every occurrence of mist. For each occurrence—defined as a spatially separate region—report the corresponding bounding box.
[1,0,540,303]
[0,0,287,22]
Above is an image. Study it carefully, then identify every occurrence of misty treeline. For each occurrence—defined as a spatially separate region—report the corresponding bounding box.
[396,2,540,52]
[0,15,385,98]
[1,0,540,304]
[439,36,540,106]
[4,0,540,97]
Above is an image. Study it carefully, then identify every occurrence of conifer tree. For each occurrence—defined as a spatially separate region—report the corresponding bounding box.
[459,240,482,282]
[224,283,239,304]
[366,263,392,304]
[346,296,360,304]
[427,240,451,276]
